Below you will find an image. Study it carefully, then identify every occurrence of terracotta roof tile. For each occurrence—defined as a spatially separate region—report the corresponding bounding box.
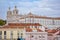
[57,31,60,35]
[8,23,41,26]
[0,23,41,29]
[26,28,32,32]
[37,29,43,32]
[47,29,58,33]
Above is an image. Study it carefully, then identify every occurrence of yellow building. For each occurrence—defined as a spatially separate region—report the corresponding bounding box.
[0,23,41,40]
[0,23,26,40]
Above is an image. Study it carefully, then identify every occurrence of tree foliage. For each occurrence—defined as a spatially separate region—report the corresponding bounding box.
[0,19,6,26]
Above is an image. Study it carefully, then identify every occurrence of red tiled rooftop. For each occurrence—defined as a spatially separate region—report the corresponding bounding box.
[0,23,41,29]
[26,28,32,32]
[37,29,43,32]
[8,23,41,26]
[57,31,60,35]
[47,29,58,33]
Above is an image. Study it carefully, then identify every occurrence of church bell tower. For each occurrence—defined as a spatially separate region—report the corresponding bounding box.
[13,6,18,15]
[7,7,12,17]
[7,7,12,23]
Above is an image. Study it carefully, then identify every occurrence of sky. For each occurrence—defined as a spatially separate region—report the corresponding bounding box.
[0,0,60,20]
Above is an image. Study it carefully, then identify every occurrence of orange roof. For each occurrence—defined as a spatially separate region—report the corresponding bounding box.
[26,28,43,32]
[0,23,41,29]
[26,28,32,32]
[37,29,43,32]
[57,31,60,35]
[8,23,41,26]
[47,29,58,33]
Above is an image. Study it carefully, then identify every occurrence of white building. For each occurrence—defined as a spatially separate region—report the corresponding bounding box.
[7,6,60,29]
[0,6,60,40]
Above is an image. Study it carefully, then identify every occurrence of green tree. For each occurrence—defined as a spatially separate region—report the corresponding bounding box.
[0,19,6,26]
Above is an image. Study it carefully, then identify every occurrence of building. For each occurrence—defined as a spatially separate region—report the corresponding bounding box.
[25,32,47,40]
[0,6,60,40]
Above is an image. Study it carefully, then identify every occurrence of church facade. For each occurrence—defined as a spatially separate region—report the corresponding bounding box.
[0,6,60,40]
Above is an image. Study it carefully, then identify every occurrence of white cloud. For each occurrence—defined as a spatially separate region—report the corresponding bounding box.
[3,0,60,18]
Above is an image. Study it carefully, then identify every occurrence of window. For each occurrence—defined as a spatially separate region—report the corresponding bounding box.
[21,33,23,36]
[4,31,6,40]
[0,31,2,40]
[11,32,13,35]
[4,35,6,40]
[0,31,2,35]
[30,35,34,38]
[35,26,37,28]
[10,31,13,40]
[0,36,2,40]
[17,32,19,38]
[31,35,34,38]
[39,36,41,38]
[18,32,19,36]
[4,31,6,35]
[39,35,45,38]
[21,33,23,38]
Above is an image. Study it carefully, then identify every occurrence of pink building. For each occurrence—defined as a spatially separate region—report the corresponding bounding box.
[25,25,48,40]
[46,29,60,40]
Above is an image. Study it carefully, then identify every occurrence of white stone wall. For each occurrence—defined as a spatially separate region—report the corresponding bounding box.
[25,32,47,40]
[54,20,60,25]
[17,18,60,25]
[7,14,60,29]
